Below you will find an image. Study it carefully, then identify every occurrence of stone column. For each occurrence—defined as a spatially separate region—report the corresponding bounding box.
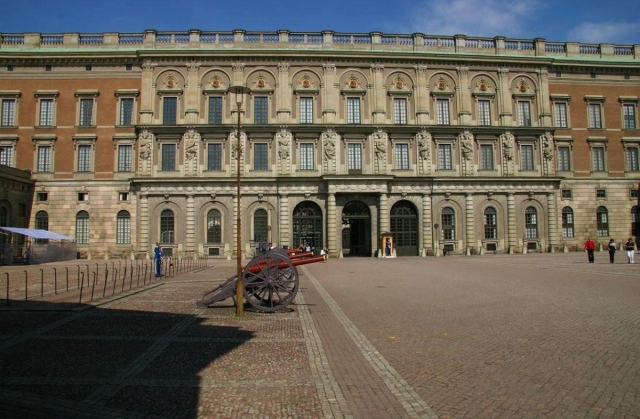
[139,61,155,124]
[322,63,337,124]
[371,64,386,124]
[497,68,513,126]
[185,61,200,124]
[279,194,289,248]
[415,65,429,124]
[140,194,149,256]
[186,193,195,253]
[547,191,557,253]
[465,193,475,254]
[327,193,337,256]
[537,69,552,127]
[277,62,291,123]
[507,193,516,253]
[456,66,472,125]
[422,193,432,256]
[379,193,389,256]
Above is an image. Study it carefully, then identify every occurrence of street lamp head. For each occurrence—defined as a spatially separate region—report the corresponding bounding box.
[227,85,251,106]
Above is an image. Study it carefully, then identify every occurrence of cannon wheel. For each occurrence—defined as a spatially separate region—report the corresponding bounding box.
[242,251,299,312]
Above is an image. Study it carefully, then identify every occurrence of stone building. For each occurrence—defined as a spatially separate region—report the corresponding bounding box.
[0,30,639,258]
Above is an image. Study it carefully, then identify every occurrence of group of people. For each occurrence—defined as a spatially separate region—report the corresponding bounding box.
[298,243,329,262]
[585,237,636,264]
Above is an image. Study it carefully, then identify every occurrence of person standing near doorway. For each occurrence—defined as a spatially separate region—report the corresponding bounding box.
[584,237,595,263]
[625,238,635,263]
[154,242,163,277]
[608,239,616,264]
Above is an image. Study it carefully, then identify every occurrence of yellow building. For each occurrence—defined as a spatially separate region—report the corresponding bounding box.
[0,30,639,258]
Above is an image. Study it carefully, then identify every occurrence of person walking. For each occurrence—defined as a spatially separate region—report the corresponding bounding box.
[625,238,635,263]
[608,239,616,264]
[584,237,595,263]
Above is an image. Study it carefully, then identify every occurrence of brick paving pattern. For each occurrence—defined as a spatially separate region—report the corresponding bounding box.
[0,252,638,418]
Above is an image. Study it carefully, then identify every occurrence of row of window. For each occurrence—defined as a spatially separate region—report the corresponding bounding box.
[2,93,636,129]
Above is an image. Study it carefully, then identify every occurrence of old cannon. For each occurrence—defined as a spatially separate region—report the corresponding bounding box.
[197,248,325,312]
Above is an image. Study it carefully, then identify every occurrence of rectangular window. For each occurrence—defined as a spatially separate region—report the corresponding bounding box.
[393,98,407,125]
[36,192,48,202]
[163,97,177,125]
[596,189,606,199]
[518,101,531,126]
[1,99,16,126]
[436,99,450,125]
[76,217,89,244]
[395,143,409,170]
[117,216,130,244]
[300,143,314,170]
[521,144,534,171]
[592,147,605,171]
[300,97,313,124]
[561,189,572,199]
[478,100,491,126]
[442,212,455,240]
[79,99,94,126]
[588,104,602,129]
[627,148,639,172]
[207,143,222,171]
[254,97,268,124]
[623,104,637,129]
[254,143,268,170]
[78,192,89,202]
[554,103,568,128]
[37,146,51,172]
[208,97,222,124]
[558,146,571,171]
[161,143,176,171]
[119,98,134,125]
[77,145,92,172]
[0,146,13,166]
[347,143,362,171]
[347,98,361,124]
[118,145,132,172]
[480,144,494,170]
[39,98,54,126]
[484,212,497,239]
[562,211,574,238]
[119,192,129,201]
[438,144,452,170]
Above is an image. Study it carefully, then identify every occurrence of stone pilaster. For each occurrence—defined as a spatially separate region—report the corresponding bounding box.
[507,193,516,251]
[184,61,200,124]
[322,129,338,174]
[182,130,200,176]
[465,193,475,253]
[537,69,552,127]
[379,193,389,238]
[322,63,337,123]
[139,60,155,124]
[276,129,292,175]
[422,193,432,256]
[456,66,472,124]
[497,68,513,126]
[371,64,385,124]
[186,193,195,252]
[231,61,245,86]
[277,62,291,123]
[327,193,337,256]
[137,131,153,177]
[279,194,289,248]
[415,65,430,124]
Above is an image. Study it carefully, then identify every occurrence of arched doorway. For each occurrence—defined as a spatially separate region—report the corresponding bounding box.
[292,201,323,250]
[342,201,371,257]
[390,201,418,256]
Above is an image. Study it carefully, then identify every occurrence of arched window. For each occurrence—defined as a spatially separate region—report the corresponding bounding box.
[525,206,538,238]
[35,211,48,230]
[160,209,174,244]
[76,211,89,244]
[116,210,131,244]
[253,209,268,243]
[631,206,640,236]
[442,207,455,240]
[562,207,574,238]
[293,202,323,249]
[207,209,222,243]
[597,206,609,237]
[483,207,497,239]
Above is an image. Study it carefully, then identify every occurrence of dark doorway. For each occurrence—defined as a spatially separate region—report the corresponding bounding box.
[293,201,323,251]
[342,201,371,257]
[390,200,418,256]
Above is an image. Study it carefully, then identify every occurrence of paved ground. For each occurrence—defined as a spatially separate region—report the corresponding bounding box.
[0,251,639,418]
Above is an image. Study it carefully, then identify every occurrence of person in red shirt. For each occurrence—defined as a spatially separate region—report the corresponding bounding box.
[584,237,596,263]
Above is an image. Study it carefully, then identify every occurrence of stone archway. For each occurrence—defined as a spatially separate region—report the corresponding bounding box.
[292,201,323,250]
[342,201,371,257]
[390,200,418,256]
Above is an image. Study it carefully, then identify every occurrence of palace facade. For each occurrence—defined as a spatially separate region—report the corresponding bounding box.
[0,30,639,258]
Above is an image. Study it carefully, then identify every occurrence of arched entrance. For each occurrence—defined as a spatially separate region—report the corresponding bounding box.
[390,200,418,256]
[292,201,323,250]
[342,201,371,257]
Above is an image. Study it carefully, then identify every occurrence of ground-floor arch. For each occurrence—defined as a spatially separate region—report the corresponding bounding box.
[342,200,371,257]
[390,200,418,256]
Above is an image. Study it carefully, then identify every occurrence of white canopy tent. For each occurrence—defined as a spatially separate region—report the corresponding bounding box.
[0,227,76,265]
[0,227,74,241]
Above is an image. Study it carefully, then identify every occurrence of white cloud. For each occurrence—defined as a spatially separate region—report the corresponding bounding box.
[409,0,539,38]
[568,22,639,44]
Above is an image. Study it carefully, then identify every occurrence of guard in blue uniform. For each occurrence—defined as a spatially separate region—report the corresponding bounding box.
[154,242,163,277]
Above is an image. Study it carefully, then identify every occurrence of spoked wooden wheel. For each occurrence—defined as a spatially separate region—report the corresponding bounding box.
[243,252,299,312]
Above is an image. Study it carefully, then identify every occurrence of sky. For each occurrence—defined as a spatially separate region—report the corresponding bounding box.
[1,0,639,45]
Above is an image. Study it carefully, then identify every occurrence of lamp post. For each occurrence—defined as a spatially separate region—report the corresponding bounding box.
[227,85,251,317]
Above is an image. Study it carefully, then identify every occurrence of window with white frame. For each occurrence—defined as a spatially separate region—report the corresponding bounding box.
[119,98,134,126]
[518,101,532,126]
[557,145,571,171]
[75,211,90,244]
[524,206,538,239]
[75,91,99,127]
[73,136,96,173]
[1,98,16,126]
[395,143,409,170]
[300,143,314,170]
[393,98,407,125]
[253,143,268,170]
[254,96,269,124]
[483,207,497,239]
[208,97,223,124]
[161,143,176,171]
[207,142,222,171]
[300,97,313,124]
[347,142,362,171]
[479,144,494,170]
[591,145,606,171]
[597,206,609,237]
[118,144,133,172]
[163,96,178,125]
[0,137,17,167]
[438,143,452,170]
[626,146,639,172]
[34,91,58,127]
[347,97,361,124]
[561,207,574,238]
[160,209,175,244]
[436,99,450,125]
[116,210,131,244]
[442,207,455,240]
[477,100,491,126]
[37,145,52,172]
[206,209,221,243]
[554,102,568,128]
[520,144,535,171]
[585,96,605,129]
[620,98,638,130]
